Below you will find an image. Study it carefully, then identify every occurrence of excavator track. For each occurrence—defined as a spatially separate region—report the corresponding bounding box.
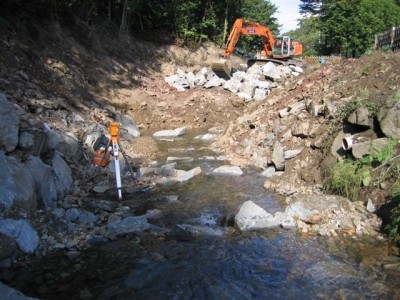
[247,58,304,68]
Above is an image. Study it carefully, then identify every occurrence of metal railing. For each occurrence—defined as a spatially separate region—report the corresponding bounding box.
[374,25,400,51]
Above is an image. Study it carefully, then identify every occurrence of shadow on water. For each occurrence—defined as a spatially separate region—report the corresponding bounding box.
[99,232,391,300]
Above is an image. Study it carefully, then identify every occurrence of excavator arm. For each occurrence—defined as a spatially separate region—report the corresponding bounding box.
[223,18,275,58]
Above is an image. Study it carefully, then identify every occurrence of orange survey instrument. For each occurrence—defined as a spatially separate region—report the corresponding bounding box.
[109,122,120,140]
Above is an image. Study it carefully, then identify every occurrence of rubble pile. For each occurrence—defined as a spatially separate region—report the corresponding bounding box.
[212,53,400,198]
[164,62,304,101]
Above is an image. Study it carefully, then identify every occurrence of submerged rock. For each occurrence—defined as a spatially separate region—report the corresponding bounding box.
[212,165,243,176]
[105,216,164,238]
[168,224,227,240]
[153,127,186,138]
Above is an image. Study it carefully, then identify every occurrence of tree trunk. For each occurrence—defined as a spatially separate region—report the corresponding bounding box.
[198,0,210,45]
[119,0,129,37]
[222,2,229,47]
[108,0,112,20]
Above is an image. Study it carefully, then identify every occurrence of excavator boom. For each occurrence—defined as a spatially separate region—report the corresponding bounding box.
[224,18,275,58]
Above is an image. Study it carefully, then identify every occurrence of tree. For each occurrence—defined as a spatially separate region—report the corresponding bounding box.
[286,16,321,56]
[319,0,400,57]
[299,0,323,15]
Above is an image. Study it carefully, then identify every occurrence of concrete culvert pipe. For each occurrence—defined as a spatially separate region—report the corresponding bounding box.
[342,136,354,150]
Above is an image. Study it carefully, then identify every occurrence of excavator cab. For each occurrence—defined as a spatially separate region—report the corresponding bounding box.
[273,36,292,57]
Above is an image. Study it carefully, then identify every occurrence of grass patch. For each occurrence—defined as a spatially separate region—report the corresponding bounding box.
[324,139,399,201]
[338,96,378,120]
[324,159,364,201]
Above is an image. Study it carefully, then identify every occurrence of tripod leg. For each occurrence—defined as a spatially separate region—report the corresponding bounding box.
[112,140,122,200]
[118,142,136,181]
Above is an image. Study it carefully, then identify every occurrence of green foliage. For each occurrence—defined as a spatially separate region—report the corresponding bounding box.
[338,95,379,120]
[337,96,378,120]
[234,0,279,54]
[324,159,363,201]
[297,0,400,56]
[286,16,321,56]
[325,139,399,201]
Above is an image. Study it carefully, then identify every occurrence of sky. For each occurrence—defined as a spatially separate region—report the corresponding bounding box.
[269,0,302,34]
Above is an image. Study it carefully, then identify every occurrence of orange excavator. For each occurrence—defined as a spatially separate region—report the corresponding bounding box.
[212,18,303,78]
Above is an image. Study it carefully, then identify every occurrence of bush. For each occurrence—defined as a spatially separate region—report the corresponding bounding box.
[324,159,364,201]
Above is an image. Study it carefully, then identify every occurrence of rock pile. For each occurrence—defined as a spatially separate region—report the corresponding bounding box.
[164,62,304,101]
[234,195,382,237]
[213,57,400,198]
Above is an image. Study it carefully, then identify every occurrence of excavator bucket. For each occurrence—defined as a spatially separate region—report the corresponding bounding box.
[211,59,232,79]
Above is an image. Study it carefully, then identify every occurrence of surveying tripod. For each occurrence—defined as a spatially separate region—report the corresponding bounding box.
[108,122,136,201]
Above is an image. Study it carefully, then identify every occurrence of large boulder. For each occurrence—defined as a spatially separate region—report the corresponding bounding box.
[26,155,57,209]
[347,107,373,128]
[204,76,223,89]
[0,152,37,212]
[0,282,37,300]
[0,219,39,253]
[234,200,277,231]
[378,99,400,139]
[46,130,83,162]
[116,114,140,138]
[0,93,19,152]
[351,138,390,159]
[51,152,73,197]
[47,130,83,162]
[66,208,98,228]
[261,62,282,82]
[223,79,242,93]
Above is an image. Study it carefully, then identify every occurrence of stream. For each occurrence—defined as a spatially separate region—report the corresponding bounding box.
[6,129,400,299]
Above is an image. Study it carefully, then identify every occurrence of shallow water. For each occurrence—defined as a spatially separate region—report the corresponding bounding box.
[104,129,394,299]
[6,129,398,299]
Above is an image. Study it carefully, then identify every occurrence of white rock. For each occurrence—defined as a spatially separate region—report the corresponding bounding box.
[253,88,267,101]
[204,76,222,88]
[153,127,186,138]
[261,167,276,177]
[284,148,303,160]
[194,133,217,141]
[166,157,194,163]
[212,165,243,176]
[234,200,277,231]
[223,79,242,93]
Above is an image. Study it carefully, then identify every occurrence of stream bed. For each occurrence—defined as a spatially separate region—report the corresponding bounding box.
[6,129,400,299]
